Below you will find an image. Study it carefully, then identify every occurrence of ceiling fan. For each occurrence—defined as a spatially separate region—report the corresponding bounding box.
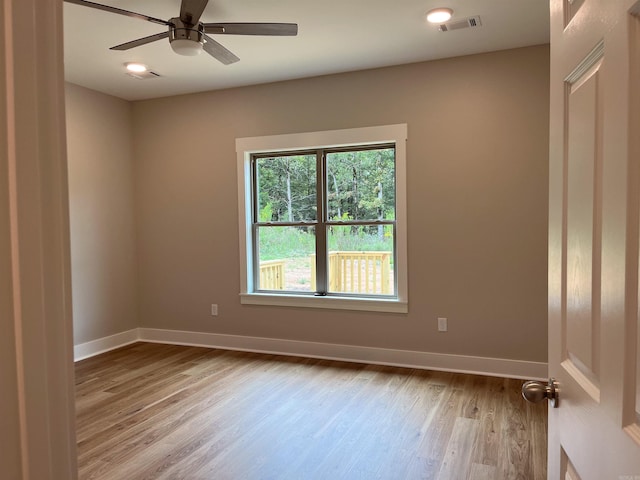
[64,0,298,64]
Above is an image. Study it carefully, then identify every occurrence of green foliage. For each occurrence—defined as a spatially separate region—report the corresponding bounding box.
[256,155,316,222]
[326,147,395,221]
[256,147,395,224]
[259,226,393,261]
[327,225,393,252]
[259,202,273,222]
[258,227,315,261]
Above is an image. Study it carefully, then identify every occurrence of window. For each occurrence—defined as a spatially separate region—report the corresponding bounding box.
[237,125,407,313]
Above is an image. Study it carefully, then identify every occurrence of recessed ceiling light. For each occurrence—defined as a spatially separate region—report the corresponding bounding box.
[125,62,148,73]
[426,8,453,24]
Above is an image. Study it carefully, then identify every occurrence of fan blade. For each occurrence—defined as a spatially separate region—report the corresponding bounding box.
[180,0,209,25]
[64,0,170,26]
[204,23,298,36]
[110,31,169,51]
[202,34,239,65]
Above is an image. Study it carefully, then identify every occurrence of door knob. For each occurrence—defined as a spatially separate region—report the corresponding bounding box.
[522,378,559,408]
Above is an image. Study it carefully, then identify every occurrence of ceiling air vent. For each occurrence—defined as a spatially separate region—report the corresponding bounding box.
[125,70,161,80]
[438,16,482,32]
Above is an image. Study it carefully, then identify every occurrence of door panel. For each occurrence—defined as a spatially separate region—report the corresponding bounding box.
[549,0,640,478]
[565,56,601,390]
[561,448,582,480]
[564,0,586,27]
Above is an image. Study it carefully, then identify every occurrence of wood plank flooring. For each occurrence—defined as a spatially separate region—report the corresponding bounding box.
[75,342,547,480]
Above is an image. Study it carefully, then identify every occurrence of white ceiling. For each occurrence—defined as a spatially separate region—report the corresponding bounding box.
[63,0,550,101]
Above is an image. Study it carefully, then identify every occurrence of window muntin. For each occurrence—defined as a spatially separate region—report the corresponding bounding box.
[251,144,396,297]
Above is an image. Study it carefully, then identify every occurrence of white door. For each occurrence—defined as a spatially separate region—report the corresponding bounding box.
[547,0,640,478]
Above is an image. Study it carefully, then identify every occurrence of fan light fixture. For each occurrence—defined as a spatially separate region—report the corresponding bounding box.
[170,38,204,56]
[426,7,453,24]
[125,62,147,73]
[64,0,298,65]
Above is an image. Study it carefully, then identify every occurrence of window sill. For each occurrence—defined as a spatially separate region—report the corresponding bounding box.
[240,293,408,313]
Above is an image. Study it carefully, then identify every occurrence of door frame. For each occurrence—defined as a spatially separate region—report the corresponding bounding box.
[0,0,77,478]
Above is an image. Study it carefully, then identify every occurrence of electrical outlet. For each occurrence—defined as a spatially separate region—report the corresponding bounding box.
[211,304,218,316]
[437,317,447,332]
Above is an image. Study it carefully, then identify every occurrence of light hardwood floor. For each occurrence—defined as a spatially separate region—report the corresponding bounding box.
[75,342,547,480]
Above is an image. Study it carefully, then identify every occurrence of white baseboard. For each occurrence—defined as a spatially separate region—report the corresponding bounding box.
[74,327,547,379]
[137,328,548,380]
[74,329,139,361]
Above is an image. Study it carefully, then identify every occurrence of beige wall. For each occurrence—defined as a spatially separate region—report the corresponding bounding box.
[65,83,139,345]
[132,45,549,362]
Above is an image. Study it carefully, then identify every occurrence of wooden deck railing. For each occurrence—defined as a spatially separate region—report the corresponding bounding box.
[311,251,392,295]
[261,252,392,294]
[259,259,285,290]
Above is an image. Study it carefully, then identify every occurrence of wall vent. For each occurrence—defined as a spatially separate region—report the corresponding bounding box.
[125,70,161,80]
[438,16,482,32]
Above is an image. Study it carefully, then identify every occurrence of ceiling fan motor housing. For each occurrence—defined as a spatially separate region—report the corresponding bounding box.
[169,18,204,55]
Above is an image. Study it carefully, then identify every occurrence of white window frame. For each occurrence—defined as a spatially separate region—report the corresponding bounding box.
[236,124,408,313]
